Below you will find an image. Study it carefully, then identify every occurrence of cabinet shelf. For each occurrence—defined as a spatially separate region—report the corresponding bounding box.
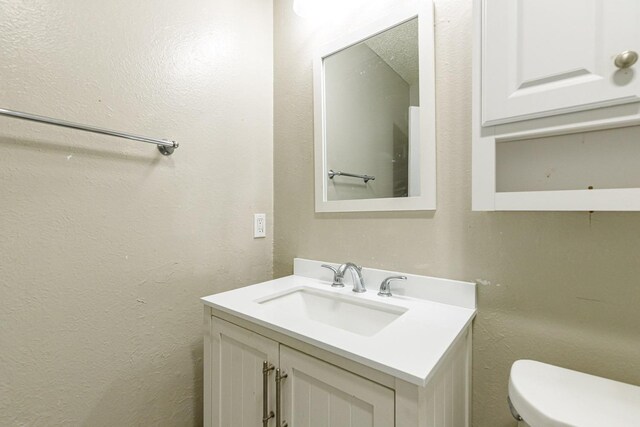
[494,188,640,211]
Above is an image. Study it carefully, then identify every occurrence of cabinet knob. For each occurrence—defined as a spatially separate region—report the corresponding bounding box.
[614,50,638,69]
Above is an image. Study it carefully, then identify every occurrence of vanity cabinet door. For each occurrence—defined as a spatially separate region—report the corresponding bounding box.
[280,346,395,427]
[208,318,279,427]
[481,0,640,126]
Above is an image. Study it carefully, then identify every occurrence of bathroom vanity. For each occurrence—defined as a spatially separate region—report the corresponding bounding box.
[201,259,476,426]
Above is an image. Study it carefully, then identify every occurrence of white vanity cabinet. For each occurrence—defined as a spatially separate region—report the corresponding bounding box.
[202,259,476,427]
[205,314,471,427]
[208,319,279,426]
[206,318,394,427]
[281,346,395,426]
[473,0,640,211]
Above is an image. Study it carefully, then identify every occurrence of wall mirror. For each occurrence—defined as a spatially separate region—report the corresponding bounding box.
[314,1,436,212]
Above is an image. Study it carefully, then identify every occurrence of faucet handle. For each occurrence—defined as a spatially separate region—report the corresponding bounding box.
[378,276,407,297]
[321,264,344,288]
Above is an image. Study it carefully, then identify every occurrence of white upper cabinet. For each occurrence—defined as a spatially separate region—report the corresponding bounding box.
[473,0,640,211]
[482,0,640,126]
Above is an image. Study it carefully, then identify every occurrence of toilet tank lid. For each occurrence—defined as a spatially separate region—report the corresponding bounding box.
[509,359,640,427]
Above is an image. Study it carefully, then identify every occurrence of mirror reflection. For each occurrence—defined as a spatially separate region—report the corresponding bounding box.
[324,18,419,201]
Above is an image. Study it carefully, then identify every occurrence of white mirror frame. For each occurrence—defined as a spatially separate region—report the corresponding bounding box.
[314,0,436,213]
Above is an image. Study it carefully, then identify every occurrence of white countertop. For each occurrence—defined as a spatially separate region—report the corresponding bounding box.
[201,259,476,387]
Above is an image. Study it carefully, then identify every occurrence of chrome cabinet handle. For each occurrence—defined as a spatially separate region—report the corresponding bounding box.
[615,50,638,69]
[275,368,288,427]
[262,361,275,426]
[321,264,344,288]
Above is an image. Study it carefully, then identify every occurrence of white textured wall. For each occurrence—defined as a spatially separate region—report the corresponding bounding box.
[274,0,640,426]
[0,0,273,425]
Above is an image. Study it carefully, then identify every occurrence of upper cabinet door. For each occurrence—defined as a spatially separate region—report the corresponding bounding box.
[482,0,640,126]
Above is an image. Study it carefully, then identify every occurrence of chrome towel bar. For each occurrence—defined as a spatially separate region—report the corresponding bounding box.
[328,169,375,183]
[0,107,179,155]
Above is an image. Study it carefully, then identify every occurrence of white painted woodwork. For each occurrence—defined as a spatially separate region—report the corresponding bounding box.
[205,311,473,426]
[314,0,437,212]
[394,331,472,427]
[473,0,640,211]
[421,333,471,427]
[280,346,395,427]
[206,316,279,427]
[482,0,640,126]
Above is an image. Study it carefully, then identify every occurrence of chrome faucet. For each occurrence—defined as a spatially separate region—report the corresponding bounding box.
[337,262,366,293]
[378,276,406,297]
[321,264,344,288]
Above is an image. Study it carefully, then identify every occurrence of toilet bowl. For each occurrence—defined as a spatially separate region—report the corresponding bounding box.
[508,360,640,427]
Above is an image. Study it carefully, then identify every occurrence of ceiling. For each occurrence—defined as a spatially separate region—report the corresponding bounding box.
[365,18,419,86]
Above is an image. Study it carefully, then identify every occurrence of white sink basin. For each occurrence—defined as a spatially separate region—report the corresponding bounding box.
[256,287,407,337]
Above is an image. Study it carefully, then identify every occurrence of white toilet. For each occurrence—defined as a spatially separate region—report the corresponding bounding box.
[508,359,640,427]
